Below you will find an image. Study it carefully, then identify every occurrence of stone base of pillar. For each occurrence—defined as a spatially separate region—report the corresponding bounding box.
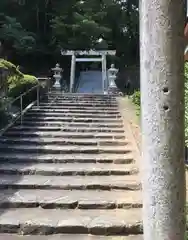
[107,86,119,95]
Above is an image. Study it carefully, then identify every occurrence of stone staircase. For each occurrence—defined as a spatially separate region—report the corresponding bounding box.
[0,93,142,239]
[77,71,103,93]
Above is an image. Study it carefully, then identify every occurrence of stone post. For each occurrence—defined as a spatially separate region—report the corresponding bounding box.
[70,54,76,92]
[102,54,107,93]
[140,0,186,239]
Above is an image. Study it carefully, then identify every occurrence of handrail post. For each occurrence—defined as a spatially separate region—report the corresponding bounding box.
[37,85,39,107]
[20,95,23,125]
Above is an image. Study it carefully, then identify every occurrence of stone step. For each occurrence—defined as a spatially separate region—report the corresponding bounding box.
[47,98,117,103]
[0,137,128,146]
[0,153,134,164]
[22,116,123,123]
[29,109,120,114]
[41,101,118,107]
[0,144,131,154]
[15,121,124,128]
[0,234,143,240]
[46,101,118,106]
[49,92,115,96]
[3,131,125,139]
[25,112,122,118]
[47,98,118,104]
[0,163,138,176]
[31,105,120,111]
[0,208,142,235]
[0,174,140,190]
[0,189,142,209]
[48,95,116,100]
[9,126,125,133]
[48,93,116,97]
[35,105,119,110]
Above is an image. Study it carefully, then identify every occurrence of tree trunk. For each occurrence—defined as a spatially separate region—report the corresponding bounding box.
[140,0,186,239]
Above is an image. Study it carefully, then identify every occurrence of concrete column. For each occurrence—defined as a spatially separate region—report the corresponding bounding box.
[70,54,76,92]
[140,0,186,239]
[102,54,107,93]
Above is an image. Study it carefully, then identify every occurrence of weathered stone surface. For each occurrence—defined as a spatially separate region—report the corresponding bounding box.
[29,109,120,114]
[40,101,118,106]
[47,97,116,102]
[0,93,141,239]
[0,144,131,154]
[0,174,140,190]
[15,122,124,128]
[0,163,138,176]
[0,208,142,235]
[4,131,125,139]
[41,102,118,107]
[0,234,143,240]
[22,116,123,123]
[32,106,119,110]
[24,112,122,118]
[0,137,128,146]
[0,189,142,209]
[0,153,134,164]
[9,126,124,133]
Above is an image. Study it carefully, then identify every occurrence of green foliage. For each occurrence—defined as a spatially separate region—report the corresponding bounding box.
[51,0,139,57]
[0,0,139,66]
[0,58,23,76]
[8,74,37,88]
[0,59,38,94]
[0,14,35,56]
[131,90,140,106]
[0,59,38,106]
[130,90,140,117]
[0,58,38,108]
[8,74,38,107]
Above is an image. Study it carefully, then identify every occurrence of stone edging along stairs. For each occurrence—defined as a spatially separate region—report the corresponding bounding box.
[0,93,143,240]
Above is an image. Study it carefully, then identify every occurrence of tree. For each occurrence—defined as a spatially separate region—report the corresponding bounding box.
[0,0,140,67]
[51,0,139,64]
[0,14,35,58]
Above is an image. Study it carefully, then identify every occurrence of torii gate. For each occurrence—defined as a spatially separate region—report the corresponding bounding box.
[61,50,116,93]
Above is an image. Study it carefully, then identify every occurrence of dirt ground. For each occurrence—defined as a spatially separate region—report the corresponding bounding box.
[118,97,188,201]
[118,96,141,152]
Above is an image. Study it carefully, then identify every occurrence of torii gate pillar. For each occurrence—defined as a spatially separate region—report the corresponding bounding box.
[140,0,186,239]
[70,54,76,92]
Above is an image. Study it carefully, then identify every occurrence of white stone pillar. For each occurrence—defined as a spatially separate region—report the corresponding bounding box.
[140,0,186,239]
[102,54,107,93]
[70,54,76,92]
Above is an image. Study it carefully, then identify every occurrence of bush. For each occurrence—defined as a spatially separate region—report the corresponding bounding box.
[8,74,38,108]
[0,59,41,129]
[131,90,140,106]
[0,59,23,77]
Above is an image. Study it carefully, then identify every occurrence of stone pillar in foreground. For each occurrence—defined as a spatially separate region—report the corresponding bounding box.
[140,0,186,239]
